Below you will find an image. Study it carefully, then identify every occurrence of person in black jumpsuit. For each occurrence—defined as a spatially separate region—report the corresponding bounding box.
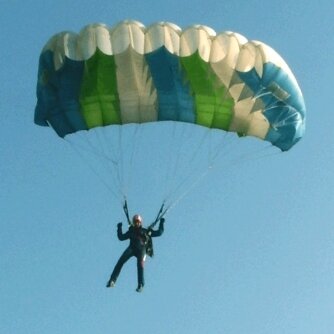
[106,214,164,292]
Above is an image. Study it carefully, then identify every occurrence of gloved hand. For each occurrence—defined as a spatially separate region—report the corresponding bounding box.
[117,222,122,228]
[160,218,165,224]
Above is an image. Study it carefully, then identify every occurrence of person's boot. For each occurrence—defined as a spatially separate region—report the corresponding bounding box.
[136,284,144,292]
[106,279,115,288]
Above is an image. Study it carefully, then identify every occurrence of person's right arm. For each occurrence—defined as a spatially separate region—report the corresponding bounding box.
[117,222,130,241]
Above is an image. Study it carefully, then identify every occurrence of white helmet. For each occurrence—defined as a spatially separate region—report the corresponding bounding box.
[132,214,143,225]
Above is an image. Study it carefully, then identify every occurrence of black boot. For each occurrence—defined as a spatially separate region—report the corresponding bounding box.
[106,279,115,288]
[136,284,144,292]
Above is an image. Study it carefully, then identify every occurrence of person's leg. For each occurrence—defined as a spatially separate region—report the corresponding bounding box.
[107,247,133,287]
[136,249,146,292]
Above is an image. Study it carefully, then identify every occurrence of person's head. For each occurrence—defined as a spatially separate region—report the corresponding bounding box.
[132,214,143,227]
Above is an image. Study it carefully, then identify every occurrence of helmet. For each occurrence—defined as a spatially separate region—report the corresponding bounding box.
[132,214,143,225]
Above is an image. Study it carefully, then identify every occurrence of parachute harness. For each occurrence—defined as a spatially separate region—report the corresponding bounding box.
[122,199,166,258]
[122,199,166,229]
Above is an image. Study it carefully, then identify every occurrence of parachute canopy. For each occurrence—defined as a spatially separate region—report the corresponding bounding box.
[35,20,305,151]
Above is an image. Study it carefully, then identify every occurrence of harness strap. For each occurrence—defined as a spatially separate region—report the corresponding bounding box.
[148,203,165,229]
[123,199,132,225]
[123,200,166,229]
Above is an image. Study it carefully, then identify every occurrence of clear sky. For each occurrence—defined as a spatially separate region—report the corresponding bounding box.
[1,1,334,333]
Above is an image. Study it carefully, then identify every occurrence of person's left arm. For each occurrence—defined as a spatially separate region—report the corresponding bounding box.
[149,218,165,237]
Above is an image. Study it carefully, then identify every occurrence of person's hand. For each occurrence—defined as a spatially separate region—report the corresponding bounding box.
[160,218,165,224]
[117,222,122,228]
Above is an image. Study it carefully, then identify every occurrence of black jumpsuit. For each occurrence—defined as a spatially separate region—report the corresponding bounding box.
[108,221,164,287]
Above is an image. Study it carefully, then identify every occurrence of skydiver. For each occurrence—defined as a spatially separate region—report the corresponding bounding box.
[106,214,165,292]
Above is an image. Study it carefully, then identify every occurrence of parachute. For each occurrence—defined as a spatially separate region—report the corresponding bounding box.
[35,21,306,214]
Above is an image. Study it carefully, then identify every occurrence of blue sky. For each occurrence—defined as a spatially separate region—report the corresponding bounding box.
[1,1,334,333]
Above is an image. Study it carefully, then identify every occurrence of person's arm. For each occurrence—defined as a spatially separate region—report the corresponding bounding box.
[117,222,130,241]
[150,218,165,237]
